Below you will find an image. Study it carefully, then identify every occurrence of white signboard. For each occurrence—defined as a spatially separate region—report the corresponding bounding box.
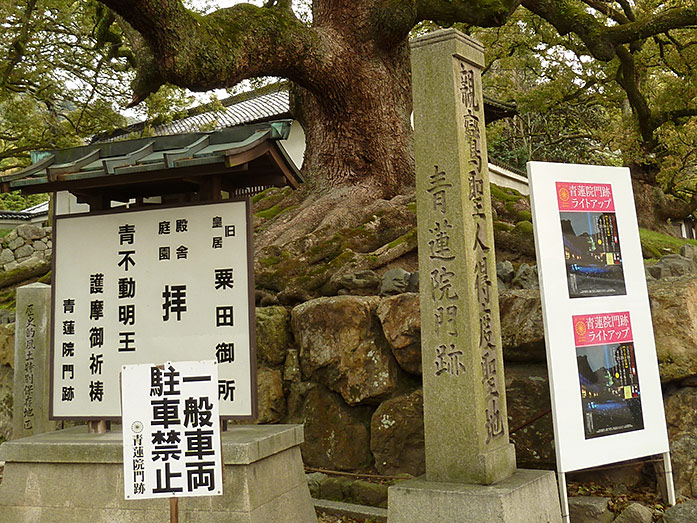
[528,162,669,473]
[51,200,255,419]
[121,360,223,500]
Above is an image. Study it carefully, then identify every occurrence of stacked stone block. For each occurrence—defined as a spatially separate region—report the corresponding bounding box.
[0,224,52,272]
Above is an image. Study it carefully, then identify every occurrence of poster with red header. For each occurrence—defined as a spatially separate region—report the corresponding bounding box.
[572,312,643,439]
[528,162,669,474]
[557,182,626,298]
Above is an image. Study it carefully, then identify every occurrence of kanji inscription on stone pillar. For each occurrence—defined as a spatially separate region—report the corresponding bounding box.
[412,29,516,485]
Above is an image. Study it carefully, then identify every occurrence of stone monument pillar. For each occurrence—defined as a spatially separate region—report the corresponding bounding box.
[12,283,58,439]
[414,26,515,487]
[387,28,561,523]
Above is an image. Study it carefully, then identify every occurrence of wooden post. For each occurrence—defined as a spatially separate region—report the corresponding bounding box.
[169,497,179,523]
[87,420,108,434]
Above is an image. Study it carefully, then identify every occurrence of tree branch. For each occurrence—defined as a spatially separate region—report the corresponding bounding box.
[2,0,39,86]
[608,7,697,46]
[614,0,636,22]
[614,45,653,143]
[97,0,325,103]
[415,0,522,27]
[655,107,697,128]
[580,0,630,25]
[0,146,35,161]
[522,0,697,61]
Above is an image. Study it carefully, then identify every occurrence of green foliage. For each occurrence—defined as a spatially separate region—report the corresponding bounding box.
[0,0,131,170]
[493,220,513,232]
[474,3,697,214]
[516,209,532,222]
[475,9,622,171]
[0,288,16,312]
[386,228,417,250]
[514,220,534,237]
[140,84,195,127]
[0,191,48,211]
[255,203,298,220]
[252,187,278,203]
[639,228,697,259]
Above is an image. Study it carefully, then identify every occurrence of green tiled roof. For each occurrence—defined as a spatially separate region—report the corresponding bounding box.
[1,121,302,202]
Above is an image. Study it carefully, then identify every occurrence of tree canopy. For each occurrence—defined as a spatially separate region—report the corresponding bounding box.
[0,1,129,169]
[477,2,697,223]
[4,0,697,222]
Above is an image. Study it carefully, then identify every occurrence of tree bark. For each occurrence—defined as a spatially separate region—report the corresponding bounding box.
[292,41,415,196]
[96,0,519,199]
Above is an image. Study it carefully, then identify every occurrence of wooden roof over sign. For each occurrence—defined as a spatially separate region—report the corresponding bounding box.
[0,120,302,204]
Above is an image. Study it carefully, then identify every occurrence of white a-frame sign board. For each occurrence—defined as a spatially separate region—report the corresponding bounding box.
[527,162,674,522]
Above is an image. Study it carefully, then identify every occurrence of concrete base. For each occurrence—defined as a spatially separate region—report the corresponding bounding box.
[0,424,317,522]
[387,469,562,523]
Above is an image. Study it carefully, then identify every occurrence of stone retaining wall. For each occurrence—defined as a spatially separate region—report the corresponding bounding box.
[251,277,697,498]
[0,222,696,500]
[0,224,52,272]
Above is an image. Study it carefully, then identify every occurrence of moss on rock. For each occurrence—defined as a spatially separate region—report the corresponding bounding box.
[516,210,532,222]
[494,221,514,232]
[514,220,534,237]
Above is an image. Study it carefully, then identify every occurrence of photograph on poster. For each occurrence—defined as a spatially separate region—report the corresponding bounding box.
[573,312,644,439]
[557,182,626,298]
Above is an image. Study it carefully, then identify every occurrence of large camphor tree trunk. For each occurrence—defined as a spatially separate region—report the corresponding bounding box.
[97,0,518,200]
[292,41,414,197]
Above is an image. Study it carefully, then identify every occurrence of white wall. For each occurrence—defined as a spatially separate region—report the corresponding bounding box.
[280,120,306,170]
[489,163,529,195]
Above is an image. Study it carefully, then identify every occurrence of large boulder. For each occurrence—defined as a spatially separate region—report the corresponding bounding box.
[660,499,697,522]
[376,293,421,375]
[505,363,554,469]
[497,260,515,285]
[648,277,697,382]
[497,276,697,380]
[680,243,697,263]
[379,268,412,296]
[647,254,697,279]
[510,263,538,289]
[338,269,380,295]
[255,367,286,424]
[291,296,400,405]
[370,388,424,476]
[255,306,292,367]
[663,386,697,497]
[614,502,653,523]
[499,289,546,362]
[6,236,24,251]
[567,497,614,523]
[14,244,33,260]
[287,382,373,471]
[0,249,14,265]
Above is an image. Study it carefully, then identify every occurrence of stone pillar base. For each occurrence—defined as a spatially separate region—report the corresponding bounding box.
[0,424,317,523]
[387,469,561,523]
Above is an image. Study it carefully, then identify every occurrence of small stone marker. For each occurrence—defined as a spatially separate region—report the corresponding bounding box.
[412,28,515,485]
[13,283,58,439]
